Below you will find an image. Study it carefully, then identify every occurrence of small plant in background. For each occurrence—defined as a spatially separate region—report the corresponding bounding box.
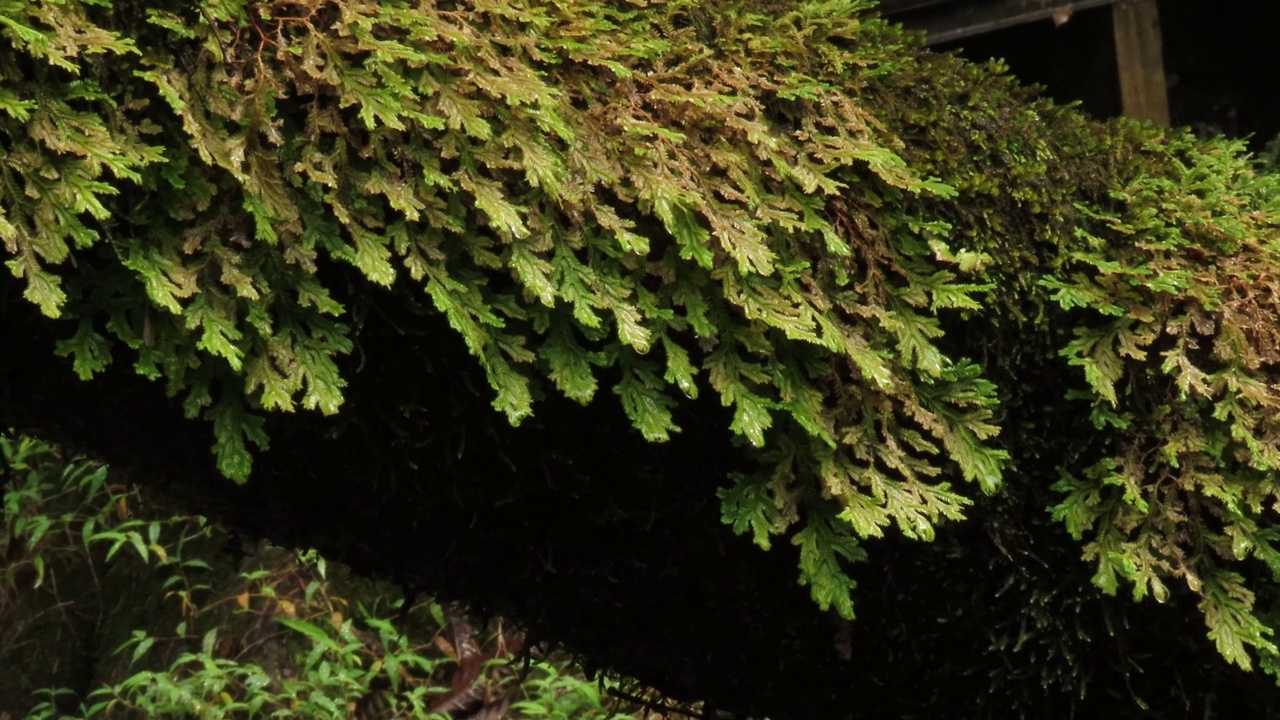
[1,433,689,720]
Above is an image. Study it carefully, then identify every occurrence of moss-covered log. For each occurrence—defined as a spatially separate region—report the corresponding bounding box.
[5,0,1280,716]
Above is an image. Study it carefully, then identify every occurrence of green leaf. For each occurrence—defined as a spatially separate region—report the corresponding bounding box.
[793,507,866,619]
[54,320,113,380]
[483,349,534,425]
[542,323,599,404]
[718,473,783,550]
[277,618,343,653]
[132,636,154,664]
[463,173,529,240]
[1200,570,1278,671]
[614,361,679,442]
[208,393,269,483]
[653,197,713,269]
[661,336,699,399]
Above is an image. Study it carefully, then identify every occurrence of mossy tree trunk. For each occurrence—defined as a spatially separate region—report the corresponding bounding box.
[4,1,1280,717]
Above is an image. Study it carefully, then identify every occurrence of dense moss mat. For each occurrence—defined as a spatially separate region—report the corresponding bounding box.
[7,0,1280,716]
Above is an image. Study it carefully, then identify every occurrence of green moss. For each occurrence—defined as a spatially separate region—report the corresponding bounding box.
[7,0,1280,689]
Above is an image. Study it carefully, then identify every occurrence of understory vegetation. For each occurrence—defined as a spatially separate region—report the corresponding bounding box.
[1,433,668,719]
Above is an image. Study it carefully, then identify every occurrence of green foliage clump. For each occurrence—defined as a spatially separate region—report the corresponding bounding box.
[8,0,1280,690]
[1041,134,1280,672]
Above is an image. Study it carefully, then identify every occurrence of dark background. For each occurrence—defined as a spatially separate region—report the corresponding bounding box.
[931,2,1280,148]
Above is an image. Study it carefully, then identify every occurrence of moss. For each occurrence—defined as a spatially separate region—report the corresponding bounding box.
[6,0,1280,716]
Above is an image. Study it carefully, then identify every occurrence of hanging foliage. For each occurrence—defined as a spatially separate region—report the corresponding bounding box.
[6,0,1280,684]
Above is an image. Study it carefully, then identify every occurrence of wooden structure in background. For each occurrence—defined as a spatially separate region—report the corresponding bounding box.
[881,0,1169,125]
[1111,0,1168,124]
